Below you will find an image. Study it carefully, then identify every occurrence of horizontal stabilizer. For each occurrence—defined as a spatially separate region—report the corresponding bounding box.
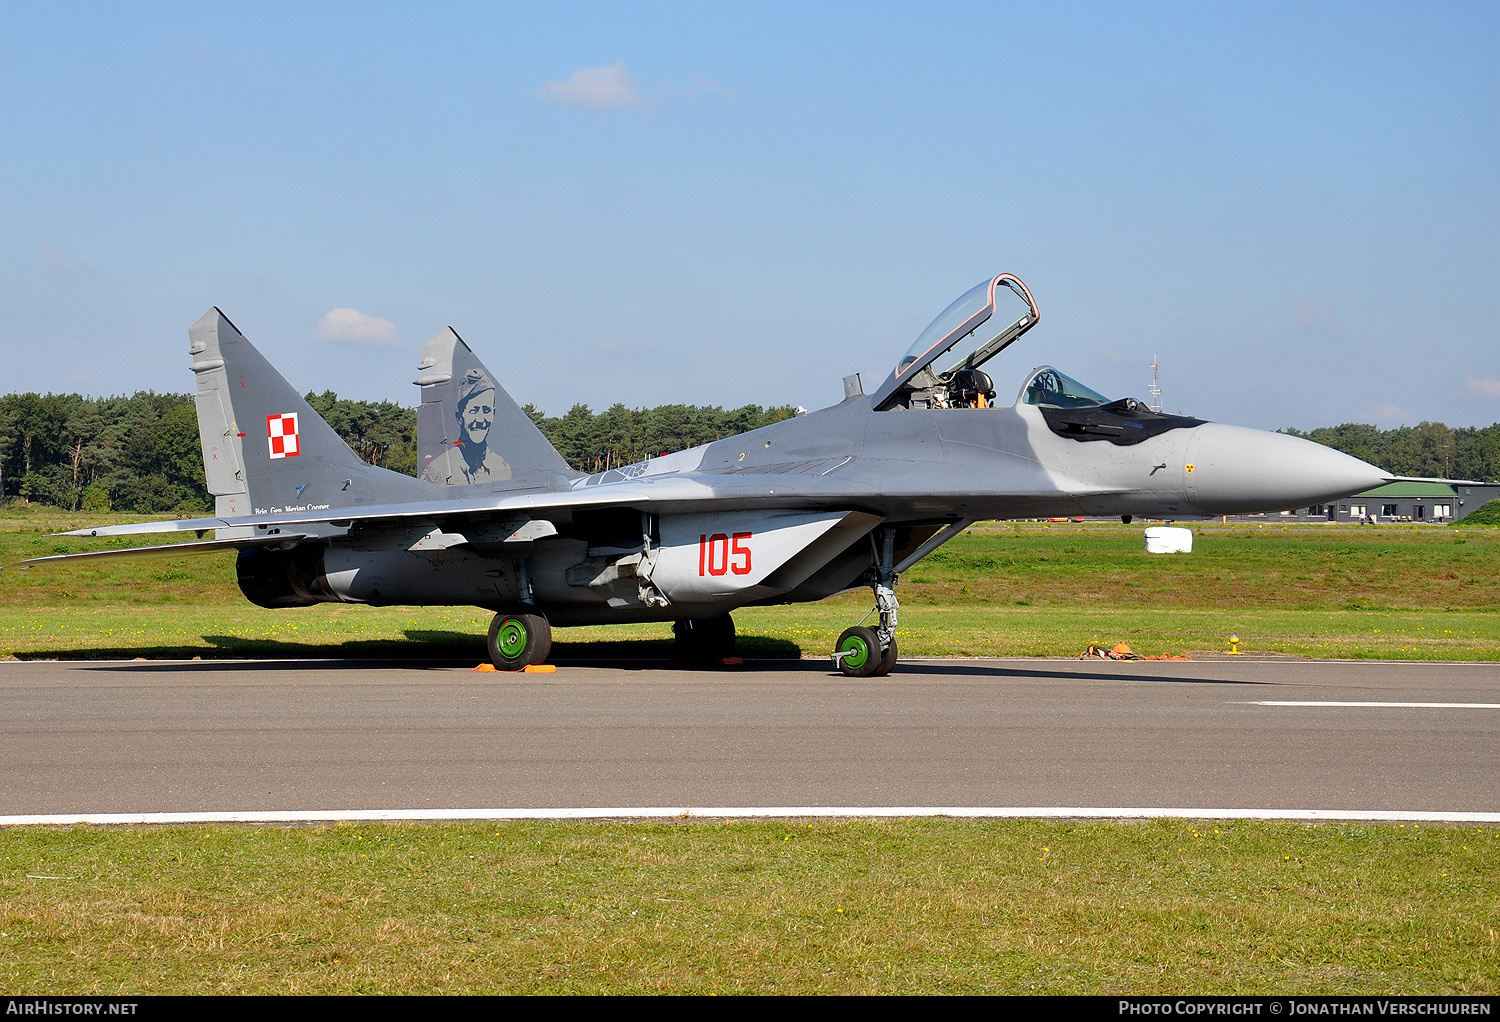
[7,535,293,570]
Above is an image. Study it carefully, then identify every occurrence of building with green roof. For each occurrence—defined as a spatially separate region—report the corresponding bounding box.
[1266,480,1500,523]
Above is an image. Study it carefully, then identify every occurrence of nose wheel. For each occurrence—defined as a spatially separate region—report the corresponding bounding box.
[487,607,552,670]
[833,626,897,678]
[831,529,900,677]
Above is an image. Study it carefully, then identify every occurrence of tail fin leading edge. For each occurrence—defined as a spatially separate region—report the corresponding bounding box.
[415,328,578,490]
[189,308,437,519]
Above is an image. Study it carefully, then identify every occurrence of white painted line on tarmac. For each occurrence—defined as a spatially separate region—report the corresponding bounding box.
[2,806,1497,826]
[1248,701,1500,709]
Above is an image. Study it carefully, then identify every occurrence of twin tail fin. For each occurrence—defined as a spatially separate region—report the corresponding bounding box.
[189,307,438,519]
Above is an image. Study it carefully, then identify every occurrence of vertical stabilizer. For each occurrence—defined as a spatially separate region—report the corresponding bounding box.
[415,328,578,490]
[189,308,438,519]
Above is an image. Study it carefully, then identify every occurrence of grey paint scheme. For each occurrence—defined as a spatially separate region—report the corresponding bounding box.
[15,279,1389,640]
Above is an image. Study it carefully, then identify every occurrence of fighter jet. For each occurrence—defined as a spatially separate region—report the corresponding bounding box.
[15,273,1388,674]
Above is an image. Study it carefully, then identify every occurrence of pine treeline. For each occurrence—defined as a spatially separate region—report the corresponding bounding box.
[0,392,796,513]
[0,392,208,515]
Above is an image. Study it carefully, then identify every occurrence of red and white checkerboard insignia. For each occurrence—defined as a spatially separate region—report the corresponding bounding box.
[267,413,300,459]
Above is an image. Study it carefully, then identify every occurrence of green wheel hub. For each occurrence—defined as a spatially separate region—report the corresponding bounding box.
[838,634,871,670]
[495,618,528,660]
[834,625,883,678]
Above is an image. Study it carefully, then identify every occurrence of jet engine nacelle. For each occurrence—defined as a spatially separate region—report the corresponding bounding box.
[236,545,338,608]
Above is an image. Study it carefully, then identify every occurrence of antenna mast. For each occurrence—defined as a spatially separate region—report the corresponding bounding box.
[1148,353,1162,413]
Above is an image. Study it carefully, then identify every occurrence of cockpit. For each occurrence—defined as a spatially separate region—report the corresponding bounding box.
[1022,364,1203,444]
[1021,367,1111,409]
[871,273,1204,444]
[873,273,1042,411]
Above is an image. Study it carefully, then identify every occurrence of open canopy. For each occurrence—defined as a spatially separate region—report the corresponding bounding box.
[872,273,1041,410]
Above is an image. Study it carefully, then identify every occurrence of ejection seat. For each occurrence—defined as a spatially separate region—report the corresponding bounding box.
[947,368,995,408]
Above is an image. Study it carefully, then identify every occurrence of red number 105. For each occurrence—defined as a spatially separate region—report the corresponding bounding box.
[698,532,752,576]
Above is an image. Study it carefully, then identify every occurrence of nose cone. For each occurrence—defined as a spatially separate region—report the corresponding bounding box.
[1184,424,1387,514]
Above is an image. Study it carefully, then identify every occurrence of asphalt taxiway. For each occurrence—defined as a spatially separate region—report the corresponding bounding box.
[2,656,1496,822]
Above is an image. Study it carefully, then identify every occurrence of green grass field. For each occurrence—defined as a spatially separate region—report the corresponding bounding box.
[4,818,1496,995]
[4,515,1499,660]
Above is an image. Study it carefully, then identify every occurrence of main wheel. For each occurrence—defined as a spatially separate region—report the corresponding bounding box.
[487,608,552,670]
[673,614,736,661]
[834,625,881,678]
[873,636,898,677]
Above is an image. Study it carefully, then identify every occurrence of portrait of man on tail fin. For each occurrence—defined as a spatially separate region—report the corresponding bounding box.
[421,366,513,484]
[414,327,577,492]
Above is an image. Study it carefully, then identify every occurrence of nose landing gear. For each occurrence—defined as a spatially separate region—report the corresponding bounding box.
[833,624,897,677]
[831,529,900,678]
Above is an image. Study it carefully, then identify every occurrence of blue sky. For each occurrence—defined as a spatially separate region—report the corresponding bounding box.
[3,1,1497,430]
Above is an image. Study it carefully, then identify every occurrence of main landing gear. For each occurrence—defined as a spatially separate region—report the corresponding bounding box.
[487,605,552,670]
[832,530,900,678]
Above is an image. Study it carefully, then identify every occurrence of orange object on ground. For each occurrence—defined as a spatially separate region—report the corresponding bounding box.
[1079,642,1145,661]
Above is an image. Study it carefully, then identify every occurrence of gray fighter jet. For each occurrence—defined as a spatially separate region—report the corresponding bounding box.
[17,273,1389,674]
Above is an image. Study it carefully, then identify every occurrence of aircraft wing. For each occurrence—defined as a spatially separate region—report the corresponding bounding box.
[57,482,683,540]
[51,471,1122,536]
[14,464,1129,570]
